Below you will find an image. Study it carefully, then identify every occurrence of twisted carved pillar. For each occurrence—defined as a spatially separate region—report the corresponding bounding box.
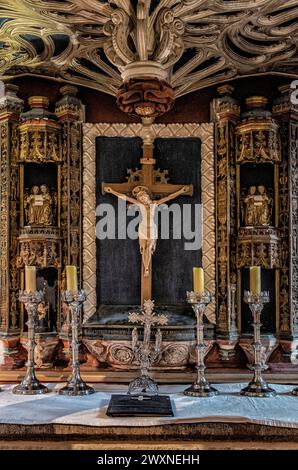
[55,86,83,342]
[0,84,23,367]
[0,84,23,334]
[212,85,240,338]
[273,85,298,340]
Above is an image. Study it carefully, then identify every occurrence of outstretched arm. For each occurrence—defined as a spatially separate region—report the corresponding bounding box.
[103,185,137,205]
[157,185,193,205]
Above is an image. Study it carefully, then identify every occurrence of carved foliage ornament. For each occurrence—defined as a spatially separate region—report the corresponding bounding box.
[19,97,61,163]
[0,2,297,98]
[237,227,280,269]
[116,78,175,118]
[17,227,61,269]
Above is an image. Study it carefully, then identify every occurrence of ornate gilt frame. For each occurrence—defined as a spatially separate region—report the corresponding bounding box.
[82,123,215,324]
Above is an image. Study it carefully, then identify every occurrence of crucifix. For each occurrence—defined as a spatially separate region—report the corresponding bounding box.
[102,128,193,305]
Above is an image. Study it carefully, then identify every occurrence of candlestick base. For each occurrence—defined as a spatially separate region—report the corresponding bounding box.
[292,387,298,396]
[240,291,276,398]
[184,290,218,398]
[15,290,48,395]
[128,375,159,397]
[60,290,95,397]
[13,375,48,395]
[184,379,219,398]
[58,377,95,396]
[240,378,276,398]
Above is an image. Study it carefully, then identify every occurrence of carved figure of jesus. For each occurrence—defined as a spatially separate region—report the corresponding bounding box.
[104,184,191,277]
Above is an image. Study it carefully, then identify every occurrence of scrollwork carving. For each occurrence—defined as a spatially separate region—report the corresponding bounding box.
[236,97,281,164]
[116,78,175,118]
[0,122,9,331]
[108,344,134,366]
[237,227,280,269]
[161,344,189,366]
[0,2,297,99]
[17,227,61,269]
[19,97,61,163]
[0,85,23,332]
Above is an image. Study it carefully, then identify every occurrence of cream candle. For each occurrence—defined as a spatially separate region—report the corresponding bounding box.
[193,267,204,294]
[25,266,36,293]
[250,266,261,295]
[66,265,78,292]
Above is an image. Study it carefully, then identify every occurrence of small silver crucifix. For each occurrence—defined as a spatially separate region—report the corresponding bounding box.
[128,299,168,396]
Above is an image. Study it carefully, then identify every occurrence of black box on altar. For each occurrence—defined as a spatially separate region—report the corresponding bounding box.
[106,395,174,417]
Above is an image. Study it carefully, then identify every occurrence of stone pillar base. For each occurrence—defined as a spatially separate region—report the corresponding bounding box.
[20,333,59,369]
[0,336,25,369]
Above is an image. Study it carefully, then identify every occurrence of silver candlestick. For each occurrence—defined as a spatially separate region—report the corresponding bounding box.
[128,299,168,396]
[184,291,218,397]
[59,290,94,396]
[230,283,239,338]
[13,290,48,395]
[240,291,276,397]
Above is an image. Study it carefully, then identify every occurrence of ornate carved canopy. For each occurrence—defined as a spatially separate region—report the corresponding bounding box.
[0,1,297,98]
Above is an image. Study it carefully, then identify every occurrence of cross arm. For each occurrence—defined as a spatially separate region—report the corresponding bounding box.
[151,183,193,196]
[102,182,135,195]
[153,184,194,203]
[102,182,137,204]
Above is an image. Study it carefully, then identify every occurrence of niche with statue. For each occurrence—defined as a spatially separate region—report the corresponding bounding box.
[235,97,281,335]
[16,97,62,333]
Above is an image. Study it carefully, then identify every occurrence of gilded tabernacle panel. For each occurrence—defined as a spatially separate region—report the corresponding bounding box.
[82,123,215,325]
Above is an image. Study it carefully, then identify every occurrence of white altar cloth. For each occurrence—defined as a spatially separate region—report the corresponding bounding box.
[0,383,298,428]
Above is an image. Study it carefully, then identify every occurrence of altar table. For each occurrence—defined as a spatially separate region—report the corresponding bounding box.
[0,383,298,432]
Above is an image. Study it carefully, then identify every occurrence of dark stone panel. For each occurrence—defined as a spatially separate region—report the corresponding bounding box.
[152,138,201,304]
[24,163,57,190]
[95,136,202,323]
[240,163,274,190]
[96,136,143,308]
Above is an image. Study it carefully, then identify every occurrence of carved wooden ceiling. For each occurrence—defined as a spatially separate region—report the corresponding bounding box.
[0,1,297,97]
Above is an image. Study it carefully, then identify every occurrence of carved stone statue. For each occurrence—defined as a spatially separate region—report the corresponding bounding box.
[244,186,257,226]
[25,186,43,225]
[25,185,56,226]
[40,185,53,225]
[36,301,49,333]
[243,185,272,226]
[256,185,272,225]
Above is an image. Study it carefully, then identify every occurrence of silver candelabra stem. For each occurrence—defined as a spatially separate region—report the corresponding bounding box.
[184,291,218,397]
[230,283,238,337]
[240,291,276,397]
[128,299,168,396]
[13,290,48,395]
[59,290,94,396]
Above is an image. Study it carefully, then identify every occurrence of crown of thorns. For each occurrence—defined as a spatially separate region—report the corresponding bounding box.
[132,186,151,198]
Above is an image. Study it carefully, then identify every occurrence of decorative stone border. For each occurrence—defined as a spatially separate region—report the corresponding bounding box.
[82,123,215,323]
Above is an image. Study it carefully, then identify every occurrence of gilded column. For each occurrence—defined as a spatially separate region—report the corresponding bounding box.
[56,86,83,284]
[55,86,83,343]
[273,85,298,340]
[0,83,23,364]
[212,85,240,338]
